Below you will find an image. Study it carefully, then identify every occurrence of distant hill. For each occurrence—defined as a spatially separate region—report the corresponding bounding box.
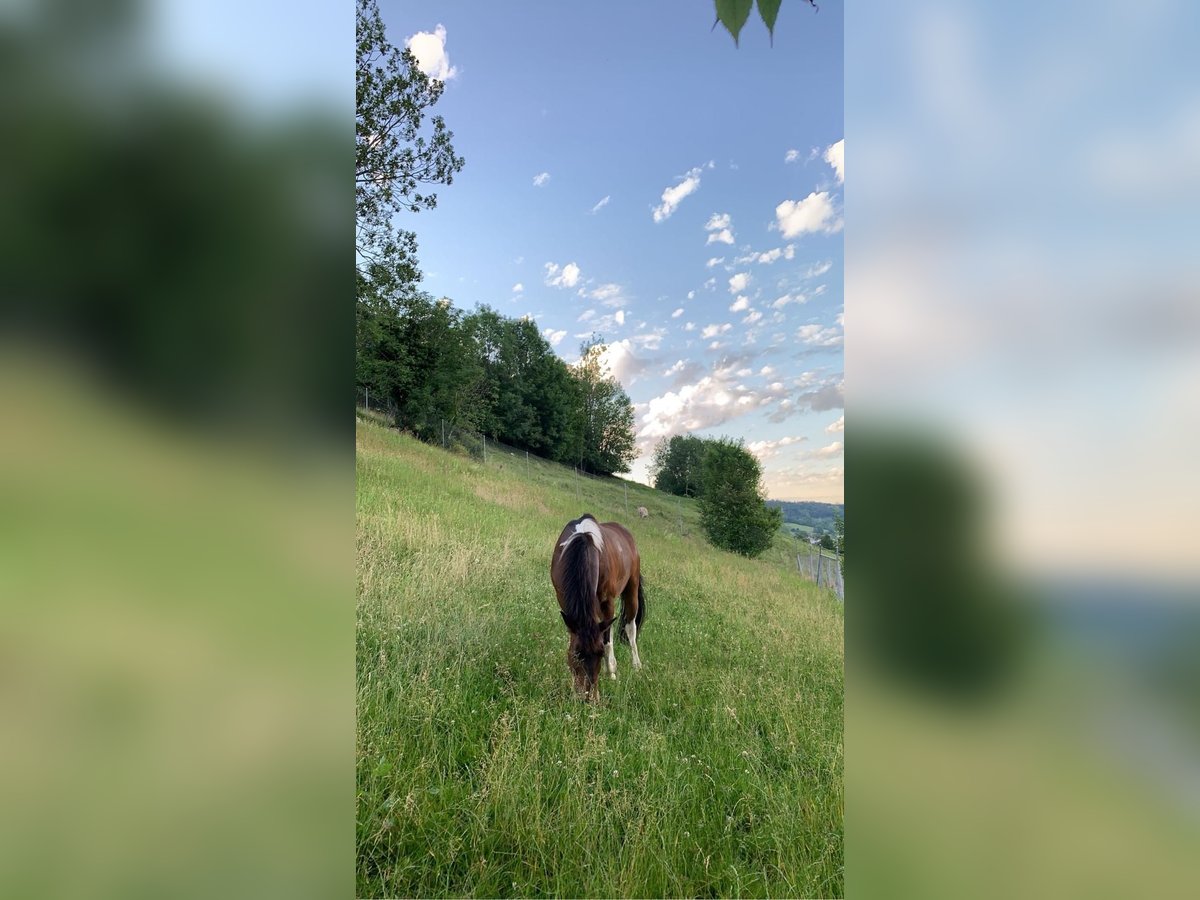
[767,500,844,536]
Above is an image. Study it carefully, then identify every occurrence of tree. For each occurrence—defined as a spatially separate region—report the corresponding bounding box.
[819,533,836,552]
[698,438,783,558]
[356,0,464,304]
[571,339,637,476]
[650,434,709,498]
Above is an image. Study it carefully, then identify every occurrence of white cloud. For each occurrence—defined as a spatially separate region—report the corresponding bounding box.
[785,149,801,163]
[544,261,582,288]
[587,283,626,306]
[708,341,724,350]
[815,441,844,458]
[630,329,665,351]
[728,272,751,294]
[615,309,625,325]
[706,257,725,268]
[596,339,647,385]
[590,194,610,213]
[824,138,844,184]
[753,245,795,264]
[704,211,735,245]
[542,328,567,347]
[684,322,696,332]
[406,24,457,81]
[663,360,686,377]
[636,366,795,446]
[703,277,717,290]
[578,308,595,322]
[774,192,842,238]
[797,323,844,348]
[743,310,763,325]
[532,171,551,187]
[772,293,803,309]
[687,290,695,300]
[803,260,833,279]
[747,435,808,460]
[730,295,750,312]
[652,162,713,222]
[701,323,732,339]
[825,415,845,433]
[512,282,524,293]
[671,308,684,318]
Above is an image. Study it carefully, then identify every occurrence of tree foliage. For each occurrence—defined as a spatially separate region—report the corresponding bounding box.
[650,434,709,498]
[712,0,817,46]
[697,438,783,558]
[572,339,637,476]
[356,0,464,302]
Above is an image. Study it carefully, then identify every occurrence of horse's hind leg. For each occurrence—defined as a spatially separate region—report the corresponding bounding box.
[603,622,617,679]
[621,579,643,670]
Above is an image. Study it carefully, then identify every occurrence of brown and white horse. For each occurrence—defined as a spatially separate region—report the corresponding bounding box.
[550,513,645,699]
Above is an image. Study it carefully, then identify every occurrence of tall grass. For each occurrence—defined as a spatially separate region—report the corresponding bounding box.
[356,420,843,898]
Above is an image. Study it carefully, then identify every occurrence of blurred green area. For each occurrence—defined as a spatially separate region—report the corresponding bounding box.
[848,424,1200,898]
[0,3,351,898]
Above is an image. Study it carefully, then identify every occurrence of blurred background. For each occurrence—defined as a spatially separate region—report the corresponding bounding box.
[4,0,1198,897]
[0,1,350,898]
[847,0,1200,897]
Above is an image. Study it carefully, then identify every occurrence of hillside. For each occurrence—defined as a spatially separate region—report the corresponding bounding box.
[356,416,844,898]
[767,500,845,537]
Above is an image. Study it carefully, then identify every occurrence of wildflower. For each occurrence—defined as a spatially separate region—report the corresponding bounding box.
[612,769,619,777]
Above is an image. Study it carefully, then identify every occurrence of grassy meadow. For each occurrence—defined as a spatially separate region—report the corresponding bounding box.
[356,415,844,898]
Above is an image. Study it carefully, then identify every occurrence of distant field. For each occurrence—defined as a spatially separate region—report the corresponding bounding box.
[356,418,844,898]
[783,522,815,536]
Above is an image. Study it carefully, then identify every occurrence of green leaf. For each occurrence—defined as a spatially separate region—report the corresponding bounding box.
[714,0,753,46]
[757,0,782,45]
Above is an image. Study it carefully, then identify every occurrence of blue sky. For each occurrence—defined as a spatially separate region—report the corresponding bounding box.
[385,2,844,501]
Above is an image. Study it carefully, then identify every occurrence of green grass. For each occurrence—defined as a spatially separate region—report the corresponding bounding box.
[356,419,844,898]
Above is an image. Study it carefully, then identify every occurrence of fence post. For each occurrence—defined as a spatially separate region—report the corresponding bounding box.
[483,434,487,464]
[441,419,445,449]
[365,387,369,410]
[677,497,682,535]
[816,552,824,588]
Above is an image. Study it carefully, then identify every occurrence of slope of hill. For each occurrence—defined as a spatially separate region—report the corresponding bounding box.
[356,417,844,898]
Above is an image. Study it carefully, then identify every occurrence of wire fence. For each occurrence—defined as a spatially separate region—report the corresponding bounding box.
[795,542,844,600]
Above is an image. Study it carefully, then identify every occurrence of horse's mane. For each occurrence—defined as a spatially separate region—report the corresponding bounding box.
[559,515,600,641]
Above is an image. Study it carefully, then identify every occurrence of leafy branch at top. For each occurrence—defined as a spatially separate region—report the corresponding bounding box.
[713,0,818,47]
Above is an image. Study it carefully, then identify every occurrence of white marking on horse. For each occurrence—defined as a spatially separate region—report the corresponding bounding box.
[559,518,604,551]
[606,630,617,679]
[626,620,642,670]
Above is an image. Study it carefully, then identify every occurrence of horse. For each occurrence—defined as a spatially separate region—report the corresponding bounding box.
[550,513,645,699]
[636,506,649,519]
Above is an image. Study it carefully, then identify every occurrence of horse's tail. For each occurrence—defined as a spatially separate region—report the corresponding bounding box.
[559,518,601,634]
[620,573,646,641]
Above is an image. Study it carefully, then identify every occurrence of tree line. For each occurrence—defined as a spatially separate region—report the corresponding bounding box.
[356,293,637,475]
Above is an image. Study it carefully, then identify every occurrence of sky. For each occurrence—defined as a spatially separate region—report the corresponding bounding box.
[383,1,844,503]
